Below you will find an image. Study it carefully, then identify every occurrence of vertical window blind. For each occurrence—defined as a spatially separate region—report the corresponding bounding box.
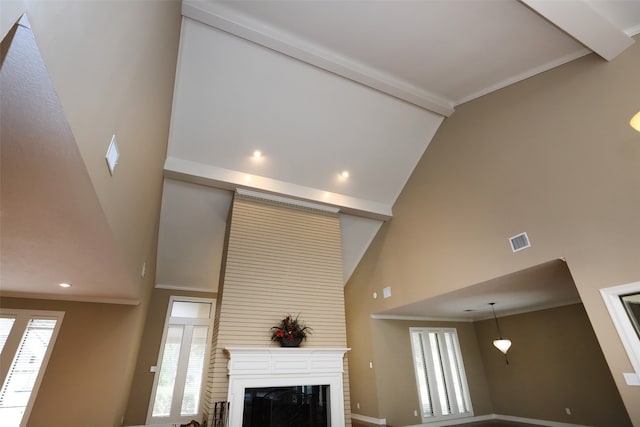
[410,327,472,422]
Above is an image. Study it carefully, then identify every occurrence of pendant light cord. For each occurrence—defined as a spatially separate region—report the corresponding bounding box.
[490,303,503,339]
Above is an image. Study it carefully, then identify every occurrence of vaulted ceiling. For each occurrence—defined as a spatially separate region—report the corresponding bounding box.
[156,0,640,306]
[3,0,640,312]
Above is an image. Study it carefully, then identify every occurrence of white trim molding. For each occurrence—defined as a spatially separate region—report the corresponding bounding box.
[600,280,640,386]
[181,0,454,116]
[164,157,392,220]
[405,413,590,427]
[350,413,388,425]
[496,414,590,427]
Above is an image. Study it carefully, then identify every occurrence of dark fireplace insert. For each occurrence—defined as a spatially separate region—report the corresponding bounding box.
[242,385,330,427]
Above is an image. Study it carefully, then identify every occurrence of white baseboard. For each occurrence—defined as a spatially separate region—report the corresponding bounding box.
[351,413,388,425]
[405,413,591,427]
[496,414,590,427]
[405,414,494,427]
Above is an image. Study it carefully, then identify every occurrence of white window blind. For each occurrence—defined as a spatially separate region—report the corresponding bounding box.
[181,325,207,415]
[0,317,16,354]
[410,327,473,422]
[152,325,184,417]
[0,310,63,427]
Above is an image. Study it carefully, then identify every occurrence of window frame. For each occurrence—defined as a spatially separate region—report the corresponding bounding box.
[600,281,640,386]
[146,296,215,425]
[0,308,64,427]
[409,327,473,423]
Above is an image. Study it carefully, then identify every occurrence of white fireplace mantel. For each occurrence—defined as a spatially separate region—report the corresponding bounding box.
[226,347,350,426]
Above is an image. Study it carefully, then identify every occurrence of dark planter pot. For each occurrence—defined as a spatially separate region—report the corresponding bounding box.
[279,337,303,347]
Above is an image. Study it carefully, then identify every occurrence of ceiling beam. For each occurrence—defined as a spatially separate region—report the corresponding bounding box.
[164,157,393,221]
[521,0,634,61]
[182,0,454,116]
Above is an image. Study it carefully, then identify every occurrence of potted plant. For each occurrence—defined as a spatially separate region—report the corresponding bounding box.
[270,314,312,347]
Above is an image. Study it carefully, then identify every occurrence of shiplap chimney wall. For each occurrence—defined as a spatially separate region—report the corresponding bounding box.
[204,194,352,426]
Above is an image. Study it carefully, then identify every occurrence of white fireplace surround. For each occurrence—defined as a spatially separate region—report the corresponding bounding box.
[226,347,350,426]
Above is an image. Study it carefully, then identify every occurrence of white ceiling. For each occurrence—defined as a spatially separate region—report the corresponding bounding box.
[157,0,640,300]
[166,0,640,218]
[373,260,582,321]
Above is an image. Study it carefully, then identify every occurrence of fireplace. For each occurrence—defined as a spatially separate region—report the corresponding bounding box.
[226,347,350,427]
[243,384,330,426]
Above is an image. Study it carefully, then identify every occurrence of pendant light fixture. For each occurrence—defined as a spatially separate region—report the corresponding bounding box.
[490,302,511,364]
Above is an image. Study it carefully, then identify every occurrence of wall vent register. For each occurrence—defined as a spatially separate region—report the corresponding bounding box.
[509,232,531,252]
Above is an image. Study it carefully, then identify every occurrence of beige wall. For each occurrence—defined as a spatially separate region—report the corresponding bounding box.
[475,304,631,426]
[124,288,217,425]
[22,0,181,292]
[346,36,640,424]
[370,319,493,426]
[207,195,351,425]
[0,297,142,426]
[1,1,181,426]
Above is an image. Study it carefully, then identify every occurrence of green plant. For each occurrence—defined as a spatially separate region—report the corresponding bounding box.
[270,314,312,344]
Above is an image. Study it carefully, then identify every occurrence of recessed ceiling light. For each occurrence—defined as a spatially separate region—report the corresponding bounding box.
[340,170,350,179]
[253,150,262,158]
[59,282,72,288]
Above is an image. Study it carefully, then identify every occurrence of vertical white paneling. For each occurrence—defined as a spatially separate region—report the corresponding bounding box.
[206,195,351,426]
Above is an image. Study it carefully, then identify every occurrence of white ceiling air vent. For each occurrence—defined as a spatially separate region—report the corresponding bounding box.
[509,232,531,252]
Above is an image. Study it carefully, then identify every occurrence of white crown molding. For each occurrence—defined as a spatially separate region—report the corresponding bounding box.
[455,48,589,105]
[154,283,216,294]
[521,0,634,61]
[371,299,582,323]
[370,314,474,323]
[626,24,640,38]
[472,298,583,322]
[181,1,454,117]
[163,156,392,220]
[0,291,139,306]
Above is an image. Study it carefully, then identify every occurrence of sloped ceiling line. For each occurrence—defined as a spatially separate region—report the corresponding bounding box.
[521,0,635,61]
[181,0,455,116]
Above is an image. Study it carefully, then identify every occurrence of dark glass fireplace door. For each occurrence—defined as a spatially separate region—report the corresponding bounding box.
[242,385,330,427]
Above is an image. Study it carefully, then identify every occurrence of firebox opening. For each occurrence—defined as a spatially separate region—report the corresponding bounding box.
[243,385,330,427]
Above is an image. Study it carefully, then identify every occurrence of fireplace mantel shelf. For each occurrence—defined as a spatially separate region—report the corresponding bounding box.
[226,347,350,377]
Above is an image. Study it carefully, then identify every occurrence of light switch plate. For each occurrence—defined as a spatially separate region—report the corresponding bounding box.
[383,286,391,298]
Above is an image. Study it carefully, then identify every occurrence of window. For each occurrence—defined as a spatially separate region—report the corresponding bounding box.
[601,281,640,386]
[410,327,473,422]
[0,309,64,427]
[147,297,215,425]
